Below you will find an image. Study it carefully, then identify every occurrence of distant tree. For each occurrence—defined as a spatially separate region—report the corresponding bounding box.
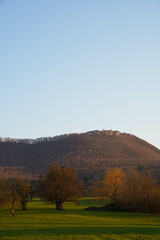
[17,178,32,210]
[92,168,126,206]
[0,178,10,206]
[102,168,126,203]
[41,163,82,210]
[0,178,32,216]
[93,168,160,214]
[92,179,103,198]
[7,178,21,216]
[118,169,160,213]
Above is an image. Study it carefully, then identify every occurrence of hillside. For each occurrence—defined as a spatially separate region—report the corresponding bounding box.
[0,130,160,182]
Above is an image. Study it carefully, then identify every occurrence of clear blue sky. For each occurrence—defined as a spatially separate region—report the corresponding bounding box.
[0,0,160,148]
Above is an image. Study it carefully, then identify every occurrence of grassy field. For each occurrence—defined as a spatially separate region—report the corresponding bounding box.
[0,198,160,240]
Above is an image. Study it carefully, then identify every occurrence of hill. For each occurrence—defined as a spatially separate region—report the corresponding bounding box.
[0,130,160,182]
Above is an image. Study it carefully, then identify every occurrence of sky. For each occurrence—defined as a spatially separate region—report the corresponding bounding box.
[0,0,160,148]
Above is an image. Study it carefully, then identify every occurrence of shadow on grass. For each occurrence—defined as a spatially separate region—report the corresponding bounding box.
[19,207,160,220]
[0,226,160,238]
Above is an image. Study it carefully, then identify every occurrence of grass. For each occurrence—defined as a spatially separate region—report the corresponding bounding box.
[0,198,160,240]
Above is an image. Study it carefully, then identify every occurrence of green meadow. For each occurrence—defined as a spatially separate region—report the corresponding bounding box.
[0,199,160,240]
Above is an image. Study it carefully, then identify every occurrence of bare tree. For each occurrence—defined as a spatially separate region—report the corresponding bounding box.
[41,163,82,210]
[117,169,160,213]
[7,179,21,216]
[0,178,32,216]
[17,178,32,210]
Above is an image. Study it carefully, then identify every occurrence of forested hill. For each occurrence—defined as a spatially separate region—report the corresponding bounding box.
[0,130,160,182]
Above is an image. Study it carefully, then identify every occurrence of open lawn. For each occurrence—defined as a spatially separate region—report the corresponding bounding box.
[0,198,160,240]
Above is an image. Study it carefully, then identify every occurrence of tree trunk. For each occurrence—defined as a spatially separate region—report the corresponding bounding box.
[11,200,16,216]
[56,202,59,210]
[21,201,27,210]
[59,203,63,211]
[56,202,63,211]
[11,207,15,216]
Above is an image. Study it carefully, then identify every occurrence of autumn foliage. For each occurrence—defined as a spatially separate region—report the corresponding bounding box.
[93,168,160,214]
[117,169,160,213]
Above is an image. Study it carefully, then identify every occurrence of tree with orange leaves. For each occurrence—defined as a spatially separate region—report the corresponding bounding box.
[102,168,126,202]
[93,168,126,203]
